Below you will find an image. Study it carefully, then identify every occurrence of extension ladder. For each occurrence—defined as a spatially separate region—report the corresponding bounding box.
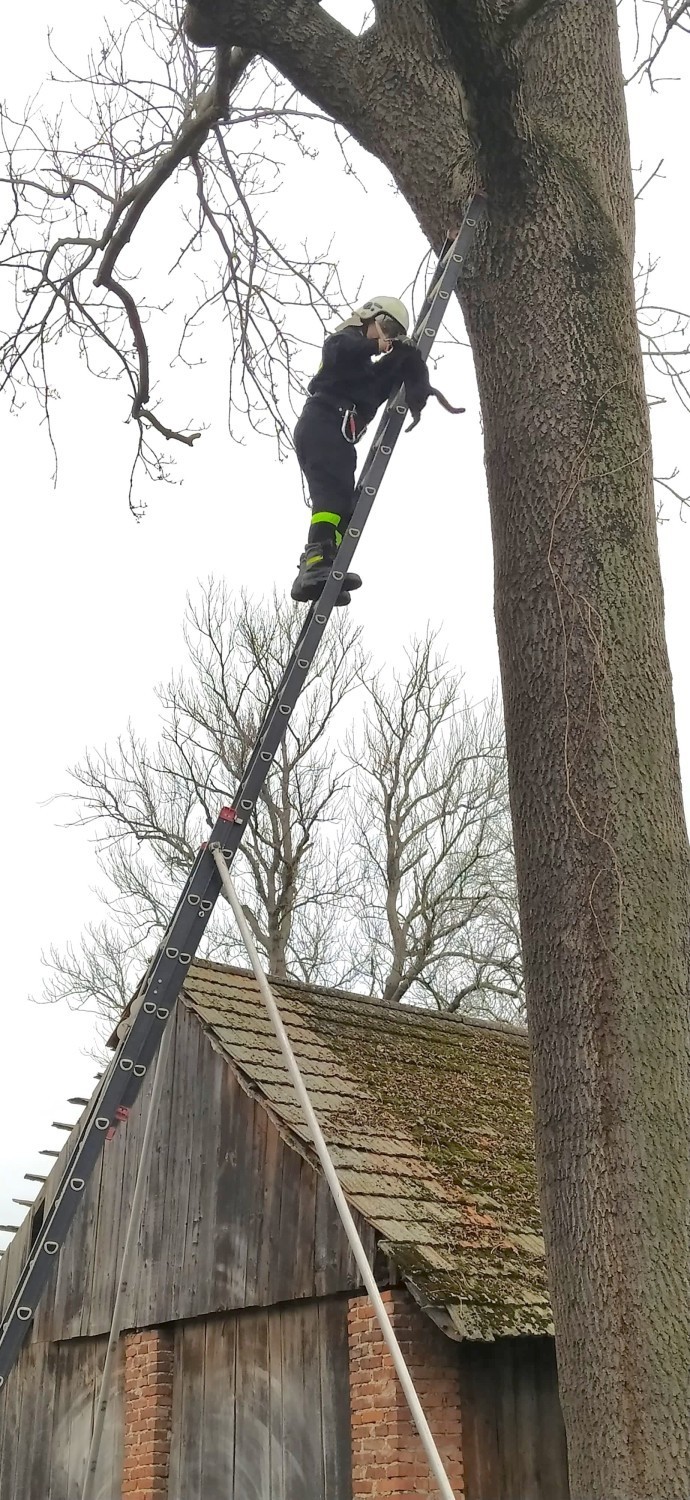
[0,193,487,1388]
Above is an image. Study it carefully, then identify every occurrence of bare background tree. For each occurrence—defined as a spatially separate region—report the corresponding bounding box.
[348,635,520,1014]
[45,583,362,1037]
[43,585,522,1042]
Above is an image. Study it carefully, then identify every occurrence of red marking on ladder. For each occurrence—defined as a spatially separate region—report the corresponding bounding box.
[219,807,237,822]
[106,1106,130,1142]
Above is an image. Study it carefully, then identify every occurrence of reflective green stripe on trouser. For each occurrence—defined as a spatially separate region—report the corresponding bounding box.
[311,511,342,547]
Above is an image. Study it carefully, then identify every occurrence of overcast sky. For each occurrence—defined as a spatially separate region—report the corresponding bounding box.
[1,5,688,1244]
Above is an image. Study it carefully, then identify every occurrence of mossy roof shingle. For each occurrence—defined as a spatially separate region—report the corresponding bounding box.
[182,959,552,1341]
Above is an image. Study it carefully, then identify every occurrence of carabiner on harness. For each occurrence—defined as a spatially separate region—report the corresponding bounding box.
[341,406,358,444]
[341,406,368,445]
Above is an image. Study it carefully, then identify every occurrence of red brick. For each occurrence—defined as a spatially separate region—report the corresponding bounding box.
[122,1328,174,1499]
[347,1288,464,1499]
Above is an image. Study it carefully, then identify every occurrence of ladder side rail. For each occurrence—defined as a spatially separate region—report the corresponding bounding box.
[0,842,223,1384]
[0,194,485,1389]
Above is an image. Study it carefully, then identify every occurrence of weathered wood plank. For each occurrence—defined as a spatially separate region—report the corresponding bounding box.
[168,1319,187,1492]
[318,1297,352,1500]
[280,1302,312,1500]
[292,1152,318,1301]
[234,1308,271,1500]
[65,1339,95,1496]
[94,1336,124,1500]
[459,1340,504,1500]
[498,1338,520,1498]
[0,1340,23,1500]
[11,1340,54,1500]
[77,1154,108,1340]
[131,1014,178,1331]
[272,1137,303,1307]
[212,1052,254,1308]
[87,1098,130,1337]
[193,1028,224,1312]
[175,1322,206,1496]
[267,1306,285,1498]
[458,1336,570,1500]
[201,1317,237,1494]
[519,1339,544,1498]
[159,1007,199,1325]
[533,1336,570,1499]
[175,1018,206,1316]
[47,1335,71,1500]
[242,1100,269,1312]
[256,1106,284,1305]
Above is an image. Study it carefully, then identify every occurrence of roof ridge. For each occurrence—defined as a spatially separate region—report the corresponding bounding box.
[189,958,528,1042]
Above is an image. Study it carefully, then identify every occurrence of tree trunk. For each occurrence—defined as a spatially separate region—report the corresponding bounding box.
[469,147,690,1500]
[454,11,690,1495]
[186,3,690,1493]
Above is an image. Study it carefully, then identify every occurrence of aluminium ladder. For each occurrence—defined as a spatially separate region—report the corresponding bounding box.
[0,193,487,1389]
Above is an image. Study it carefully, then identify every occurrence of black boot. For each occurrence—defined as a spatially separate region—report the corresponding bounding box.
[290,542,362,605]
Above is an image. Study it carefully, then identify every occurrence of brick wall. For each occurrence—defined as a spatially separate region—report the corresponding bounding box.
[121,1328,174,1499]
[348,1287,464,1499]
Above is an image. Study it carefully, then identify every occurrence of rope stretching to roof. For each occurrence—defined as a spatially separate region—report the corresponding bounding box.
[81,847,459,1500]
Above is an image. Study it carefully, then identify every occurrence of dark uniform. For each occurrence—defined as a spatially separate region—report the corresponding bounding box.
[291,326,435,603]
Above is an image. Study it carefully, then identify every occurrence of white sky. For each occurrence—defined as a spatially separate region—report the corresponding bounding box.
[0,5,688,1242]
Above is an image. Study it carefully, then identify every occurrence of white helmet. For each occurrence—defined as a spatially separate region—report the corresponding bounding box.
[354,295,410,336]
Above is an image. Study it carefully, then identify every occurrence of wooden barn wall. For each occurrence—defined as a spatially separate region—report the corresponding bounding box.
[168,1297,352,1500]
[3,1002,376,1344]
[458,1336,570,1500]
[0,1334,123,1500]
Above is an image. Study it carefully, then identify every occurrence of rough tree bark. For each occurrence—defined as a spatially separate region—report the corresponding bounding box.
[182,3,690,1496]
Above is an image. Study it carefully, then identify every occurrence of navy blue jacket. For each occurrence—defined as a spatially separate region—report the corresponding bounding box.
[307,327,432,424]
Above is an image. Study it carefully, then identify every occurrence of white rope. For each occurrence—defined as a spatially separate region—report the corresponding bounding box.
[212,846,458,1500]
[81,1017,174,1500]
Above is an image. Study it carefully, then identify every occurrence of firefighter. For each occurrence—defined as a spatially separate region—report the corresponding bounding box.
[290,295,444,605]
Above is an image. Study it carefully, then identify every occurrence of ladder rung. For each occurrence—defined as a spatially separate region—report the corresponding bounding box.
[39,1150,59,1158]
[24,1175,47,1184]
[0,1225,20,1234]
[12,1199,34,1208]
[67,1097,89,1106]
[51,1122,76,1132]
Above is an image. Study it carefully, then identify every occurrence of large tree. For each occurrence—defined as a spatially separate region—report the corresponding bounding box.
[177,5,690,1499]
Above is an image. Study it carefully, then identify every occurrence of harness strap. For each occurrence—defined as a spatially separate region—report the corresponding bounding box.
[306,393,369,444]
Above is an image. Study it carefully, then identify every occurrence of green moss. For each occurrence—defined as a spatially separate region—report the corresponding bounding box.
[187,962,552,1335]
[297,991,549,1321]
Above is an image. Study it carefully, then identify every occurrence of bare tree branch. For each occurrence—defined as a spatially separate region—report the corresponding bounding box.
[183,0,373,137]
[0,3,352,497]
[625,0,690,83]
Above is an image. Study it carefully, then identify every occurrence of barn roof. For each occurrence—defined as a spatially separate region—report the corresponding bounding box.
[181,959,552,1342]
